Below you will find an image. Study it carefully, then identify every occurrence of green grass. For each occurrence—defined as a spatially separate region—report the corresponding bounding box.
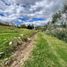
[0,25,36,59]
[24,32,67,67]
[0,25,67,67]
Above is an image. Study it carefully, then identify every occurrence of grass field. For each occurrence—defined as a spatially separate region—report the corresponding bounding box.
[24,32,67,67]
[0,25,67,67]
[0,26,36,59]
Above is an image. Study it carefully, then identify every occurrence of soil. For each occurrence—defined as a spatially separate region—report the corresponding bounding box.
[4,34,36,67]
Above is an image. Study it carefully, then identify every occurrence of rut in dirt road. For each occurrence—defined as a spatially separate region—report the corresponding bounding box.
[5,34,37,67]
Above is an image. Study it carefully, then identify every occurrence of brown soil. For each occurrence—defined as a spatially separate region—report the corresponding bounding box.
[4,34,36,67]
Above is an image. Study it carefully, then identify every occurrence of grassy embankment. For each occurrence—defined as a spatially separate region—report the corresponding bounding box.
[0,25,36,59]
[24,32,67,67]
[0,25,67,67]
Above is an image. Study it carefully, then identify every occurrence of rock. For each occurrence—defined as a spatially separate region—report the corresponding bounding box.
[9,41,12,46]
[27,38,31,41]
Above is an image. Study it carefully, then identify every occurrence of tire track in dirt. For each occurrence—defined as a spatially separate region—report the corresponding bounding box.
[5,34,37,67]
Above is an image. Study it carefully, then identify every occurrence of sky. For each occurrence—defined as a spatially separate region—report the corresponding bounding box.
[0,0,65,25]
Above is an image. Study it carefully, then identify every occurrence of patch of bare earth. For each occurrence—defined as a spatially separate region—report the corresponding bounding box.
[4,34,37,67]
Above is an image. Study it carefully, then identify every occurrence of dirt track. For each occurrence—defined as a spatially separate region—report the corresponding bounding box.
[5,34,36,67]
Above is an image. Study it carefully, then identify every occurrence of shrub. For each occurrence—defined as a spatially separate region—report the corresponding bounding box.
[46,28,67,42]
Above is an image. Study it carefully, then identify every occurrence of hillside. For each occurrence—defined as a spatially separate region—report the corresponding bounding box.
[0,0,67,67]
[0,25,36,67]
[0,26,67,67]
[24,32,67,67]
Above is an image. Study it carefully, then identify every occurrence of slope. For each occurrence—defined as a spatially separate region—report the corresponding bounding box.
[24,32,67,67]
[0,25,36,67]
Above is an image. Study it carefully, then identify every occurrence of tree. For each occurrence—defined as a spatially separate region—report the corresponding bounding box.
[27,24,34,29]
[63,5,67,13]
[52,11,61,24]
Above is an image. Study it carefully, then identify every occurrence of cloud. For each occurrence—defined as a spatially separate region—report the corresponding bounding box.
[29,0,64,17]
[0,0,65,25]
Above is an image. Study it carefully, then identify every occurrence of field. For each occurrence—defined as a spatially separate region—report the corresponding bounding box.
[0,26,36,59]
[0,25,67,67]
[24,32,67,67]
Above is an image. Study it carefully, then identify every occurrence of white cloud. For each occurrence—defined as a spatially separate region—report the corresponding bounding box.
[0,0,65,25]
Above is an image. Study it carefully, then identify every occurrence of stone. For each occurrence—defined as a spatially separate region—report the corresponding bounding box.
[27,38,31,41]
[9,41,12,46]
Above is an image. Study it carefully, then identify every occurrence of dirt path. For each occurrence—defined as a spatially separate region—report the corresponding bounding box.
[5,34,36,67]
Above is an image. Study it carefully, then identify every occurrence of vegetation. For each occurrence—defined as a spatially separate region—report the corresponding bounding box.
[0,4,67,67]
[24,32,67,67]
[46,28,67,42]
[0,25,36,59]
[46,4,67,42]
[52,11,61,24]
[20,24,35,29]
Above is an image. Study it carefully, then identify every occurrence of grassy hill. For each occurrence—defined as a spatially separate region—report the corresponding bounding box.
[24,32,67,67]
[0,25,67,67]
[0,25,36,59]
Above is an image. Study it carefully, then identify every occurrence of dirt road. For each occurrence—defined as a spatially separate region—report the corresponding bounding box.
[5,34,36,67]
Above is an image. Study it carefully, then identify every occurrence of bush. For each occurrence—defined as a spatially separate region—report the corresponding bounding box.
[27,24,34,29]
[46,28,67,42]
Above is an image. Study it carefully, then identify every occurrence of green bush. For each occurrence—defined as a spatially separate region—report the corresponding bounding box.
[46,28,67,42]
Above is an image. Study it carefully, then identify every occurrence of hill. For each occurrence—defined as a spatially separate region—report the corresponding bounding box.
[0,25,36,66]
[0,25,67,67]
[24,32,67,67]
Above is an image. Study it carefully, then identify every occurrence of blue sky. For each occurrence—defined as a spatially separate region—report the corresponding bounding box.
[0,0,65,25]
[0,12,5,16]
[15,17,47,25]
[28,18,47,22]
